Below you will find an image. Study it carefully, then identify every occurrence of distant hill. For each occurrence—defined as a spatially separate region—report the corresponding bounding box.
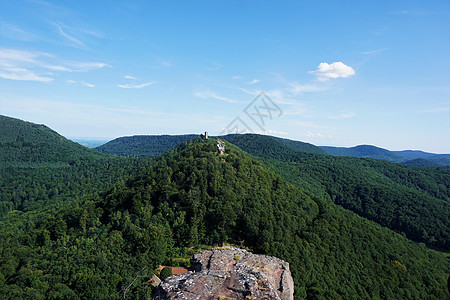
[401,158,445,168]
[0,115,153,216]
[321,144,450,167]
[95,134,198,157]
[95,133,327,158]
[71,139,110,148]
[221,134,328,158]
[1,137,448,298]
[226,134,450,250]
[393,150,450,160]
[0,115,105,164]
[320,145,407,162]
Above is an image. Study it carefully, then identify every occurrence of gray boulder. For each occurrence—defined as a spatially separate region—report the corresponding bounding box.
[154,247,294,300]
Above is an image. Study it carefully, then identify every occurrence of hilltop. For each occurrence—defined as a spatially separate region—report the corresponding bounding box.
[0,115,154,216]
[1,137,448,299]
[0,115,105,165]
[321,144,450,167]
[95,134,198,157]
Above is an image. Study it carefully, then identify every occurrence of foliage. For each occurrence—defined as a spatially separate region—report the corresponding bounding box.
[95,134,198,157]
[159,267,172,281]
[321,144,450,166]
[0,115,155,217]
[226,134,450,250]
[1,138,447,299]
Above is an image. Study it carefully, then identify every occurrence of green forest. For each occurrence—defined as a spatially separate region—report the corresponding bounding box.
[1,116,449,299]
[222,134,450,250]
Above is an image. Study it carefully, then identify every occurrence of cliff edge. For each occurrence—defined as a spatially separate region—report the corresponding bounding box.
[154,247,294,300]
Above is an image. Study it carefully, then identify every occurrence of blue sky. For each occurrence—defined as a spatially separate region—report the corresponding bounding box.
[1,0,449,153]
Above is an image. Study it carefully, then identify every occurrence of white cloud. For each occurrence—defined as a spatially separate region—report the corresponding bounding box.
[232,76,242,80]
[124,75,136,80]
[66,79,76,83]
[307,131,325,138]
[327,112,355,119]
[0,22,39,41]
[66,62,110,72]
[246,79,260,85]
[308,62,355,81]
[194,91,236,103]
[118,81,157,89]
[287,82,322,95]
[0,48,109,82]
[55,23,83,46]
[81,81,95,87]
[0,67,53,82]
[360,48,388,55]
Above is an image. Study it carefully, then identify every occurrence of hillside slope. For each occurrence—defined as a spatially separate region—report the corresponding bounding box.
[322,144,450,166]
[226,134,450,250]
[1,138,448,299]
[95,134,198,157]
[0,115,154,216]
[0,115,104,164]
[320,145,407,162]
[222,133,328,156]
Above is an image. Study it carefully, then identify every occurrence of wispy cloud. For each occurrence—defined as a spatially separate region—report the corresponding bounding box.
[207,62,221,71]
[54,23,83,46]
[66,62,110,72]
[194,91,236,103]
[360,48,388,55]
[327,112,355,119]
[81,81,95,88]
[0,22,39,41]
[124,75,136,80]
[306,131,325,138]
[0,48,109,82]
[118,81,157,89]
[246,79,260,85]
[0,67,53,82]
[309,62,355,81]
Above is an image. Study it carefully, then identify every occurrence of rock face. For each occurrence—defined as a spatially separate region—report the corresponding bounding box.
[153,247,294,300]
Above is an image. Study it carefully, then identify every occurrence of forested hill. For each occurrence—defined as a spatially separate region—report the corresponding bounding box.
[321,144,450,166]
[0,115,154,216]
[0,115,105,165]
[1,137,448,298]
[224,134,450,250]
[95,134,198,157]
[222,133,328,156]
[95,133,328,158]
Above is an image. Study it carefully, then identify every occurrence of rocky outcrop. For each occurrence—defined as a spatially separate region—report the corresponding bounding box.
[153,247,294,300]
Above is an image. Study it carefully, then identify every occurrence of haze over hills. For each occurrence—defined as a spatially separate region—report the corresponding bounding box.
[95,133,450,167]
[321,144,450,167]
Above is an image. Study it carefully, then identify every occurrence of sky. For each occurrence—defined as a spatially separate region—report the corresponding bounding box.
[0,0,449,153]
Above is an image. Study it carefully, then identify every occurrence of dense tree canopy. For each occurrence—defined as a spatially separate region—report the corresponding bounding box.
[224,134,450,250]
[1,117,448,299]
[1,138,448,299]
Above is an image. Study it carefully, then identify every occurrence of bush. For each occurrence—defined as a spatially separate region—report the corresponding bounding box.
[160,267,172,281]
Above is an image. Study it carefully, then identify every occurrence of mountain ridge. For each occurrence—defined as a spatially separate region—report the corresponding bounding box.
[0,119,448,298]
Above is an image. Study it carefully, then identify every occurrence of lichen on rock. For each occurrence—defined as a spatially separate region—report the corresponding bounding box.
[153,247,294,300]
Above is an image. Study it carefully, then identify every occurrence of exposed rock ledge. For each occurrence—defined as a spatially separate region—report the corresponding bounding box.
[153,247,294,300]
